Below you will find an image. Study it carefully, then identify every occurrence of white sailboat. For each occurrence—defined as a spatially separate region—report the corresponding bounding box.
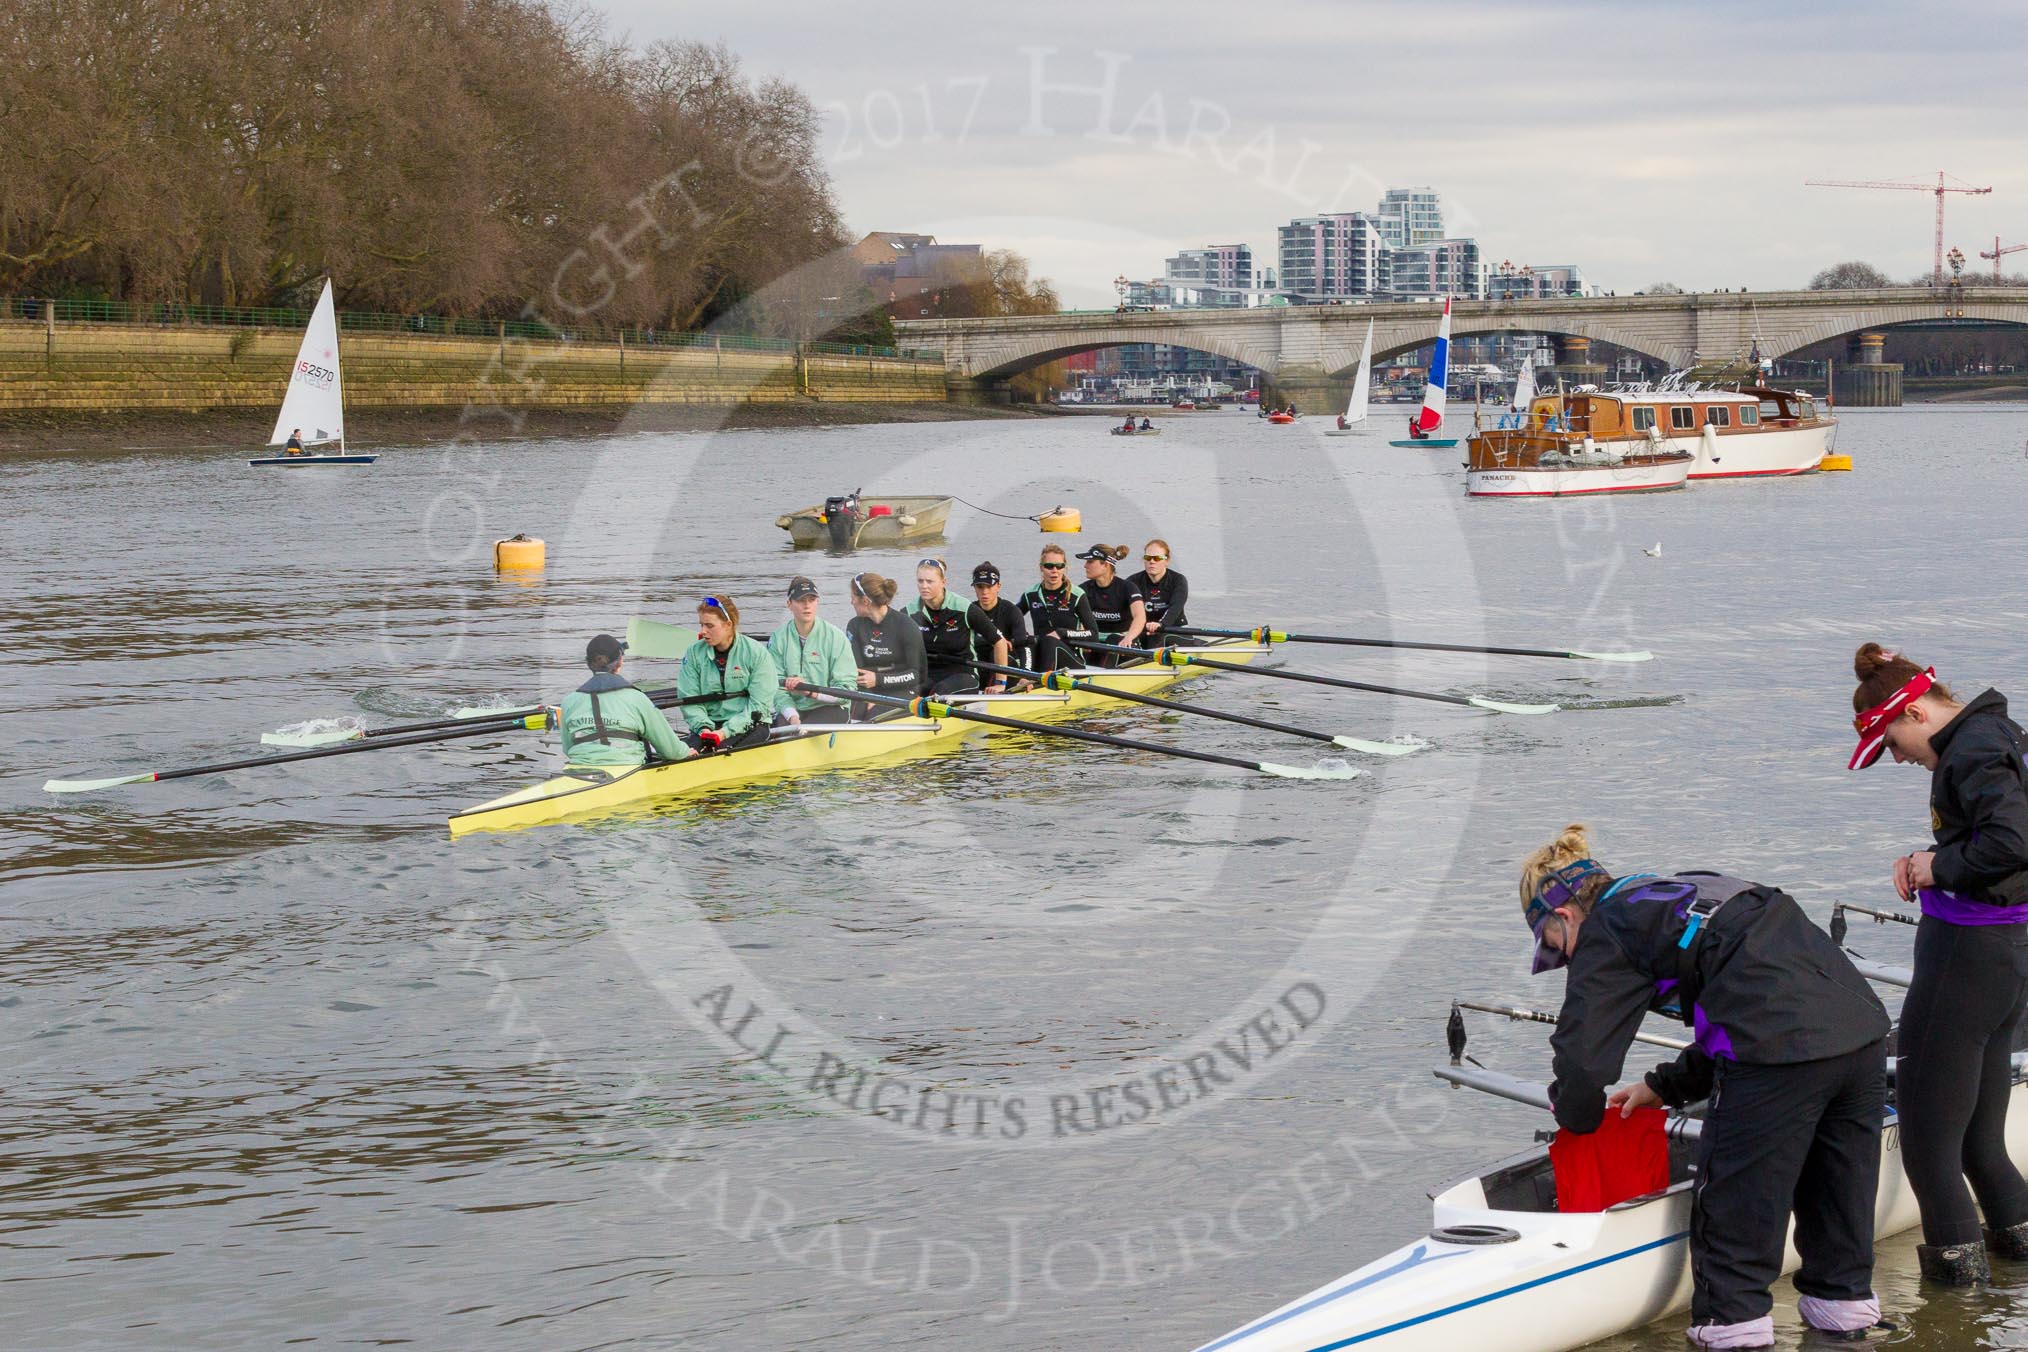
[1507,358,1536,424]
[1324,320,1375,437]
[248,279,375,467]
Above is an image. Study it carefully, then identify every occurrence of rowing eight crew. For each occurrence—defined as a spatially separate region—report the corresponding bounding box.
[557,539,1190,768]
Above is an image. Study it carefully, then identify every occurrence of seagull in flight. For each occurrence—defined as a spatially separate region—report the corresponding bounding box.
[1642,542,1663,558]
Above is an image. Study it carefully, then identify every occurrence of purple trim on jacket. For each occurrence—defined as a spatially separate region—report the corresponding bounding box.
[1917,886,2028,927]
[1692,1004,1736,1060]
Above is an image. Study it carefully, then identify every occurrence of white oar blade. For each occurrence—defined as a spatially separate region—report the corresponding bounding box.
[625,617,694,661]
[1569,649,1654,663]
[1257,760,1363,781]
[262,717,367,748]
[451,704,528,721]
[1332,734,1426,757]
[44,773,154,794]
[1468,697,1560,715]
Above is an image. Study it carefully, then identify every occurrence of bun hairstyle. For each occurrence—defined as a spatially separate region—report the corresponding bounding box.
[1097,544,1130,564]
[851,572,898,607]
[1517,823,1609,917]
[1853,642,1954,710]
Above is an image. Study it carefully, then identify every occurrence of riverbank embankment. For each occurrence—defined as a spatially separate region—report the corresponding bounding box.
[0,317,986,451]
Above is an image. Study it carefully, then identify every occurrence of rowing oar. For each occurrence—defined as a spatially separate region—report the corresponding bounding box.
[262,688,720,748]
[793,683,1361,781]
[44,713,560,794]
[967,659,1422,757]
[1169,625,1653,663]
[1451,999,1689,1052]
[1065,640,1560,715]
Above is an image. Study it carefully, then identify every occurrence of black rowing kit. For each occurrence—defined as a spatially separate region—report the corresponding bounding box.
[1550,871,1890,1334]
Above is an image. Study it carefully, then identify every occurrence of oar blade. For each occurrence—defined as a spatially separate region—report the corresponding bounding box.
[625,617,694,661]
[1569,649,1654,663]
[1256,760,1363,781]
[451,704,531,721]
[262,718,367,748]
[1468,697,1560,715]
[1332,734,1426,757]
[43,772,156,794]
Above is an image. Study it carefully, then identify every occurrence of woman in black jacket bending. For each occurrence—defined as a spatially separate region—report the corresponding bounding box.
[1523,824,1891,1347]
[1849,642,2028,1284]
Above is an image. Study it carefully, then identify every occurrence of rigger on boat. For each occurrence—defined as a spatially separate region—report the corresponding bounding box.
[1191,818,2028,1352]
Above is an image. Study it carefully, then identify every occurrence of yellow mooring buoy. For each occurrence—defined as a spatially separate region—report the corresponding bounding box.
[1819,453,1853,472]
[494,534,547,569]
[1038,505,1082,533]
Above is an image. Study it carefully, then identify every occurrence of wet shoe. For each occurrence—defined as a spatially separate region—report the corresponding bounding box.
[1917,1241,1990,1285]
[1986,1221,2028,1260]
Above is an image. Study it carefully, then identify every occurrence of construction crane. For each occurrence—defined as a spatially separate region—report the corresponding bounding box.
[1980,236,2028,281]
[1804,171,1994,285]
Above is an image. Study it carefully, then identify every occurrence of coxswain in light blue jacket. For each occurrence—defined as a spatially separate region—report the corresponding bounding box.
[559,634,690,768]
[768,575,856,725]
[674,595,779,751]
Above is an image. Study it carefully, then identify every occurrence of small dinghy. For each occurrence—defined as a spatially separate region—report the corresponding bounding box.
[775,491,953,550]
[249,280,376,467]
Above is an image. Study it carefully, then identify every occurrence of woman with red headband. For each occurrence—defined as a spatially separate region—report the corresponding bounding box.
[1849,643,2028,1284]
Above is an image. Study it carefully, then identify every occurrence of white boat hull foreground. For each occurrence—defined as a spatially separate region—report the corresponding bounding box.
[1467,453,1691,498]
[1192,1078,2028,1352]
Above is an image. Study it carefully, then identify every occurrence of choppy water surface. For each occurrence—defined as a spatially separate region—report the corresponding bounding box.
[3,404,2026,1350]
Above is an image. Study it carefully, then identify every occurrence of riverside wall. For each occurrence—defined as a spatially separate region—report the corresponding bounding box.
[0,319,948,416]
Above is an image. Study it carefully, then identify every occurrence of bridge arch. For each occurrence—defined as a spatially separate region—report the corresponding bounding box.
[1759,302,2028,360]
[1355,318,1684,373]
[969,334,1272,383]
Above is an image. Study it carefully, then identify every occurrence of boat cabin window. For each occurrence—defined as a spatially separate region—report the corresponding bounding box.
[1800,398,1817,420]
[1669,406,1696,431]
[1706,406,1731,428]
[1760,398,1786,420]
[1738,406,1760,427]
[1631,406,1656,431]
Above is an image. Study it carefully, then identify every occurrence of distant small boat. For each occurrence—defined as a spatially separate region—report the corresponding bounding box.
[1171,400,1197,410]
[1110,425,1162,436]
[775,492,953,550]
[1326,320,1376,437]
[1387,299,1453,448]
[249,279,376,468]
[1266,412,1296,425]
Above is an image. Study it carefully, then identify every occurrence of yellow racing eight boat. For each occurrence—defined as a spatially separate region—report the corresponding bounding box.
[447,638,1269,836]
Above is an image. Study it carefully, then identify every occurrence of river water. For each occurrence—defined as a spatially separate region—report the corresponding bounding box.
[3,403,2025,1350]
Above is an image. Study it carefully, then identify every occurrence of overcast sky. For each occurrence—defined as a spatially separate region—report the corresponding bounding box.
[604,1,2026,308]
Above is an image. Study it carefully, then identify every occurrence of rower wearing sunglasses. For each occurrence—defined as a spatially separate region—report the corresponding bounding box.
[1074,544,1145,667]
[1018,543,1099,673]
[1521,823,1890,1348]
[673,595,779,752]
[1847,643,2028,1285]
[1128,538,1188,648]
[907,557,1009,696]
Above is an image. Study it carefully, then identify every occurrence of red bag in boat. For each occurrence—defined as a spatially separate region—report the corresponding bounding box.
[1549,1106,1669,1212]
[866,504,893,517]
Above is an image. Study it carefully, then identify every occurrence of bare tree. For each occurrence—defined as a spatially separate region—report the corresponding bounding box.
[1808,262,1893,290]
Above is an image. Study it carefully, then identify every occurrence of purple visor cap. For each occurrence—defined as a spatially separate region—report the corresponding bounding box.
[1529,913,1569,974]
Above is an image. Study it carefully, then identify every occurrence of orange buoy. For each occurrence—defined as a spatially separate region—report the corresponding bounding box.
[494,534,546,569]
[1038,506,1081,534]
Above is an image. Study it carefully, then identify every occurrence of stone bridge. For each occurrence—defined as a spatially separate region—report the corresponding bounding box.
[897,287,2028,405]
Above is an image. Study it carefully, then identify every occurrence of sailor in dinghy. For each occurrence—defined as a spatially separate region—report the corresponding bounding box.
[1523,824,1891,1348]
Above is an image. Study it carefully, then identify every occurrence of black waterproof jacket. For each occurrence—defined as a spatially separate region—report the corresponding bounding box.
[1928,689,2028,909]
[1548,872,1890,1134]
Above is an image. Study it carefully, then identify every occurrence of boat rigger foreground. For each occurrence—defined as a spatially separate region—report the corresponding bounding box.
[1190,960,2021,1352]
